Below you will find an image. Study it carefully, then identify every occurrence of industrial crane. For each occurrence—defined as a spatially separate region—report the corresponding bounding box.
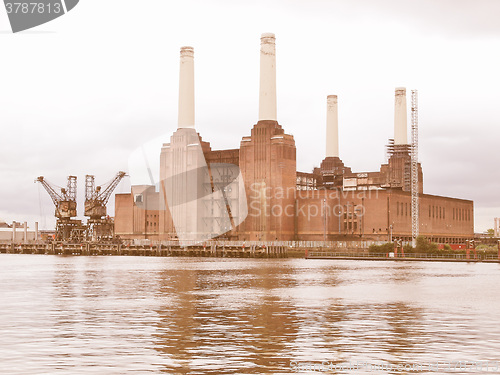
[35,175,86,242]
[84,171,126,241]
[410,90,419,248]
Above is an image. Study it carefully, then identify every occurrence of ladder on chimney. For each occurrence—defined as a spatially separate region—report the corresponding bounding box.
[411,90,419,247]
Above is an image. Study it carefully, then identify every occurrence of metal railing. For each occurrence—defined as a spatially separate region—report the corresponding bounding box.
[129,239,388,249]
[307,251,499,261]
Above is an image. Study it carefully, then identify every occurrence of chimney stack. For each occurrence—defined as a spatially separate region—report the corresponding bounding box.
[178,46,195,128]
[23,222,27,243]
[326,95,339,158]
[394,87,407,144]
[258,33,277,121]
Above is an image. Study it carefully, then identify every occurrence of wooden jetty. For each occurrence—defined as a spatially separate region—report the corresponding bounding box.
[0,242,289,258]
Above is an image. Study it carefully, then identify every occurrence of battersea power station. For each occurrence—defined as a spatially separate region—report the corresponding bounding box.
[115,33,474,244]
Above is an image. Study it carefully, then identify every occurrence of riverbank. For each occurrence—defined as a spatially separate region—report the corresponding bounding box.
[306,251,500,263]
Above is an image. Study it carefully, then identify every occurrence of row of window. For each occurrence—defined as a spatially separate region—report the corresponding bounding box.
[344,222,358,231]
[397,202,471,222]
[453,207,471,222]
[428,205,445,220]
[396,202,409,217]
[147,214,158,230]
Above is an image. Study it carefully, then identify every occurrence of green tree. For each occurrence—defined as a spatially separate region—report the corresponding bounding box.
[415,236,429,252]
[368,242,394,254]
[415,236,439,253]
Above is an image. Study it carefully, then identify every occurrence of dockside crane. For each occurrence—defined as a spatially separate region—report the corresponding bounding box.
[35,175,86,242]
[84,171,127,241]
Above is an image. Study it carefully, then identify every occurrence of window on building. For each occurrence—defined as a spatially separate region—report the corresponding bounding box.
[397,202,399,216]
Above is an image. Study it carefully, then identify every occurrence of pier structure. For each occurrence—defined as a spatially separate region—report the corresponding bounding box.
[0,241,289,258]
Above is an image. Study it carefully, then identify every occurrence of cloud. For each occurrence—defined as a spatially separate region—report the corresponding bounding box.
[0,0,498,233]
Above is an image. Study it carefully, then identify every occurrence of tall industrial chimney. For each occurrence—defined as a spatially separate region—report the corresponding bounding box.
[394,87,407,144]
[178,46,195,128]
[259,33,277,121]
[326,95,339,158]
[12,222,16,243]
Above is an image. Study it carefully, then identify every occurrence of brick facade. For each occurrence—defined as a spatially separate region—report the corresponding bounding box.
[115,127,474,243]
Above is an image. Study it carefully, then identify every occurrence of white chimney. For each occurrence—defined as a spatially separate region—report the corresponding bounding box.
[178,46,195,128]
[258,33,277,121]
[326,95,339,158]
[23,222,27,243]
[394,87,407,145]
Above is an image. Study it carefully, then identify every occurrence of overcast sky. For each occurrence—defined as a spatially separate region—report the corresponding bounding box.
[1,0,499,232]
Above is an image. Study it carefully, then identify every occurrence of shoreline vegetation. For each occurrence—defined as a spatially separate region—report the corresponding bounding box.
[368,236,498,257]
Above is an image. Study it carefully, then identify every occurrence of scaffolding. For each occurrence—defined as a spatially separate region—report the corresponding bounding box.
[411,90,419,247]
[202,163,238,239]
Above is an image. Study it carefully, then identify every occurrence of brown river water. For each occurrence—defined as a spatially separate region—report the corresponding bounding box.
[0,254,499,374]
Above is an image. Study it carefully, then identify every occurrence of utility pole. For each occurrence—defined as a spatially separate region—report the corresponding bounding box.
[323,198,327,242]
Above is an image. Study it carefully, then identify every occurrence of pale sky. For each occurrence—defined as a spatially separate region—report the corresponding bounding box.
[1,0,499,232]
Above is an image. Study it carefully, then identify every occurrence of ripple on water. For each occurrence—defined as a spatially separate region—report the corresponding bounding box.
[0,255,499,374]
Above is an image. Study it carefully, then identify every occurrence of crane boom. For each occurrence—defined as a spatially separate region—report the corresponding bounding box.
[84,171,127,241]
[98,171,127,206]
[84,171,127,219]
[35,176,63,208]
[35,176,78,219]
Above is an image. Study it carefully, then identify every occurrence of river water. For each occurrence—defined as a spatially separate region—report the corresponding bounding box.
[0,255,499,374]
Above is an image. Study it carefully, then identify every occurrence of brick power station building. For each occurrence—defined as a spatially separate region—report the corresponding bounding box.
[115,34,474,244]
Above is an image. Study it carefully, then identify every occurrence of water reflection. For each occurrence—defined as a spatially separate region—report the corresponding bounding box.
[153,264,301,374]
[0,255,499,374]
